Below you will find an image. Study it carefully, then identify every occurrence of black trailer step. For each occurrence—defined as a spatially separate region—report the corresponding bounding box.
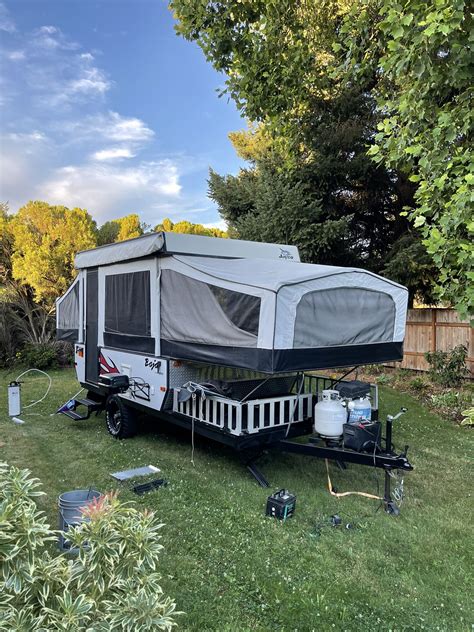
[61,409,90,421]
[58,395,104,422]
[75,397,103,410]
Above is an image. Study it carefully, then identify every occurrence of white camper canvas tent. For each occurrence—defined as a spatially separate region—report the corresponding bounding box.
[57,232,408,375]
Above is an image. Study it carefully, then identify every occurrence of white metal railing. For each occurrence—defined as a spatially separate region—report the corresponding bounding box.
[173,389,312,437]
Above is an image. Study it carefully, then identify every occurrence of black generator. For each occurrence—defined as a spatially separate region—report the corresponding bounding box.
[265,489,297,521]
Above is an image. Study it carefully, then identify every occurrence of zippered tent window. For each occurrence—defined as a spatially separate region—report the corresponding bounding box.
[210,286,260,336]
[293,287,396,348]
[104,271,153,352]
[160,269,259,347]
[57,278,80,342]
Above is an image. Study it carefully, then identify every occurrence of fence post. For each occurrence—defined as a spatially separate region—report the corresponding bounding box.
[431,309,437,353]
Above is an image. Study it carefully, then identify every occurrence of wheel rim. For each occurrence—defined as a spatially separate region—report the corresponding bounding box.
[108,407,122,434]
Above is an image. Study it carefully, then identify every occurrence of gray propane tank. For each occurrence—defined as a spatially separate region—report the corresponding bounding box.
[348,396,372,424]
[313,389,347,439]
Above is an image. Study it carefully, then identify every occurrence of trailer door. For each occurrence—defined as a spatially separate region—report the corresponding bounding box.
[86,268,99,383]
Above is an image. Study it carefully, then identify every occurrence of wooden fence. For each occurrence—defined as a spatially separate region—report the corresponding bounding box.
[386,308,473,375]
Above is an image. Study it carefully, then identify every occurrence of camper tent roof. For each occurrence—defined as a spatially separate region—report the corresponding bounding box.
[74,232,300,269]
[64,233,408,373]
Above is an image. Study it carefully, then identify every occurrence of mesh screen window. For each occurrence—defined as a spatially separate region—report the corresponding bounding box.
[209,285,260,336]
[105,271,151,337]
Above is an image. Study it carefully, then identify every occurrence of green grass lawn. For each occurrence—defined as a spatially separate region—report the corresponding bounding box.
[1,368,472,631]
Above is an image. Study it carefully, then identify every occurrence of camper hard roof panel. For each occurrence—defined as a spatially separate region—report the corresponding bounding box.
[74,232,300,269]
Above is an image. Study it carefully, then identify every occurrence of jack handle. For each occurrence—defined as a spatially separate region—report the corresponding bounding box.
[387,407,407,423]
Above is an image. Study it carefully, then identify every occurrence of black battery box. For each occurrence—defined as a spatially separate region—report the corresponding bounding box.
[265,489,296,521]
[98,374,130,392]
[343,422,381,452]
[336,380,371,399]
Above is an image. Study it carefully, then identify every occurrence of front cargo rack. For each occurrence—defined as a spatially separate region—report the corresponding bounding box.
[173,388,313,436]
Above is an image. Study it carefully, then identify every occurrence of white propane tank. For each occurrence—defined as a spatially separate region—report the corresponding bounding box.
[348,396,372,424]
[314,389,347,439]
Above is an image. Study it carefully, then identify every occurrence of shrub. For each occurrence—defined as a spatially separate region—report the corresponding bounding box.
[375,373,392,385]
[425,345,470,388]
[429,391,472,421]
[0,462,179,631]
[460,407,474,427]
[15,342,59,369]
[409,376,429,393]
[55,341,74,367]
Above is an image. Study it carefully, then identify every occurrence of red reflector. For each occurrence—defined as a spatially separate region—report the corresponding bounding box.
[160,386,167,392]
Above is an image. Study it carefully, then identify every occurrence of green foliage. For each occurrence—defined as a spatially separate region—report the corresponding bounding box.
[15,342,59,370]
[374,373,393,385]
[172,0,438,301]
[460,407,474,426]
[10,201,97,305]
[209,165,351,263]
[408,376,429,393]
[339,0,473,318]
[0,202,14,284]
[425,344,470,387]
[0,463,178,631]
[97,214,147,246]
[96,219,120,245]
[382,232,438,306]
[429,390,473,420]
[154,217,228,238]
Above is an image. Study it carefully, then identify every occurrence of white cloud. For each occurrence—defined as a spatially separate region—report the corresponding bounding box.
[63,111,154,144]
[7,50,25,60]
[204,219,228,232]
[32,25,79,51]
[7,131,46,142]
[67,66,110,97]
[0,2,15,32]
[40,160,181,220]
[92,147,135,161]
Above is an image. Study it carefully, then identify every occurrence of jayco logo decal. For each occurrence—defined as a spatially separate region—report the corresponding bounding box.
[279,248,294,260]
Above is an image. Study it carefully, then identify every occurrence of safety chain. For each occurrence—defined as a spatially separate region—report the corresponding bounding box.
[389,469,405,504]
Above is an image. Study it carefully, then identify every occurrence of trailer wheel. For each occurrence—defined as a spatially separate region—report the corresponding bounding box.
[105,395,137,439]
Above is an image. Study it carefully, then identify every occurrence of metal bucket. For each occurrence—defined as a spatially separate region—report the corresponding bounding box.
[58,488,102,552]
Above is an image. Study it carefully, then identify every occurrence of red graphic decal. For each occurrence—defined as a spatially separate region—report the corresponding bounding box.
[99,352,120,375]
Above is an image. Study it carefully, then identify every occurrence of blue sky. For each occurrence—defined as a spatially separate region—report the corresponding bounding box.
[0,0,245,228]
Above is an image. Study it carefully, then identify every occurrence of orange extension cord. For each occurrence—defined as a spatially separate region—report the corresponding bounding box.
[325,459,383,501]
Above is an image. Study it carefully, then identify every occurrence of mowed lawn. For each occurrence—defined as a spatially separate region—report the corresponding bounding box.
[0,368,472,631]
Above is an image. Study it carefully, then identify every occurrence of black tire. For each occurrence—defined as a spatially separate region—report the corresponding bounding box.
[105,395,137,439]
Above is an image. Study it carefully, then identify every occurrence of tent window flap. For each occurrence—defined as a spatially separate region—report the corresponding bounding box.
[57,281,79,341]
[160,269,259,347]
[293,287,395,348]
[105,271,151,337]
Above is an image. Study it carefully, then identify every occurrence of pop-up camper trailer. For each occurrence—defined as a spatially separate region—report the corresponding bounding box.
[57,232,413,512]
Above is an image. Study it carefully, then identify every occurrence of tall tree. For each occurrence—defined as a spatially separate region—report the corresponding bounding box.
[339,0,473,318]
[96,214,146,246]
[171,0,439,304]
[10,201,96,305]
